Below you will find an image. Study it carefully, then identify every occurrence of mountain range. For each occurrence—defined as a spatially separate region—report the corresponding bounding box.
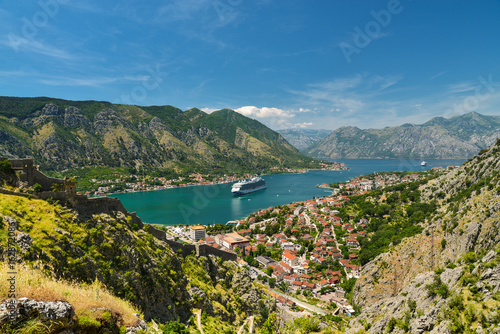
[277,129,330,151]
[304,112,500,159]
[0,97,320,175]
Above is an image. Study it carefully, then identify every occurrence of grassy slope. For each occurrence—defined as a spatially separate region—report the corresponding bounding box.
[0,263,140,332]
[0,193,278,333]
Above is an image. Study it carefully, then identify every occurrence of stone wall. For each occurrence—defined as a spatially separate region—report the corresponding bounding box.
[7,158,75,193]
[196,244,237,262]
[32,169,65,192]
[8,159,35,184]
[38,191,68,203]
[164,240,236,261]
[165,240,196,258]
[0,189,33,199]
[145,225,167,240]
[73,196,128,217]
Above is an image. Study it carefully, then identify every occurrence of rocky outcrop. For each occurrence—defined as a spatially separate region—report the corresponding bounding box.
[15,233,32,253]
[0,298,149,334]
[0,298,74,327]
[277,129,331,151]
[347,140,500,333]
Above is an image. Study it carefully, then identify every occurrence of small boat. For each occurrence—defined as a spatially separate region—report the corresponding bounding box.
[421,161,427,166]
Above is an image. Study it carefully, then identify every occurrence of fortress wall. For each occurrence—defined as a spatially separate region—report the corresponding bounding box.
[32,169,65,191]
[145,225,167,240]
[198,244,237,262]
[9,159,34,184]
[73,196,129,217]
[165,239,196,258]
[38,191,68,203]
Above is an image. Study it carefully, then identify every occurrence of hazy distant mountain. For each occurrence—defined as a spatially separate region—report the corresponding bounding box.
[305,112,500,159]
[0,96,320,174]
[277,129,331,151]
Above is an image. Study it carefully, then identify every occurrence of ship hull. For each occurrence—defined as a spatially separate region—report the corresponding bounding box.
[232,184,267,196]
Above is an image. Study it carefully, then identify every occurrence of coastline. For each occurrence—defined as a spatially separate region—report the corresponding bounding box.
[91,179,236,198]
[90,167,348,198]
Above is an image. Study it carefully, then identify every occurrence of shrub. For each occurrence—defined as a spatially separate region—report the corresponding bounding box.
[78,315,101,332]
[408,299,417,314]
[159,319,189,334]
[386,317,397,332]
[0,160,13,174]
[426,274,450,299]
[33,183,43,193]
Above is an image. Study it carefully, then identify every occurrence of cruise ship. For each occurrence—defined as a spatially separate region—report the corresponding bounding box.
[231,177,267,196]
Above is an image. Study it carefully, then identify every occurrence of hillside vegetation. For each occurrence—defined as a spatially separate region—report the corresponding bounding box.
[0,96,322,178]
[0,192,274,333]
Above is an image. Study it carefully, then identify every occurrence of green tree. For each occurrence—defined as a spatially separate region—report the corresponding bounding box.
[0,160,13,174]
[33,183,43,194]
[268,277,276,288]
[159,319,189,334]
[266,266,274,276]
[262,313,277,334]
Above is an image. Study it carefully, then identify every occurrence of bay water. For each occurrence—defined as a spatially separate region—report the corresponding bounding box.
[110,159,465,226]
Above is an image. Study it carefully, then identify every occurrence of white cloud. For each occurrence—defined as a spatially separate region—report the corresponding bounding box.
[235,106,295,118]
[201,107,218,113]
[295,122,313,128]
[1,37,74,60]
[39,77,118,87]
[447,82,476,94]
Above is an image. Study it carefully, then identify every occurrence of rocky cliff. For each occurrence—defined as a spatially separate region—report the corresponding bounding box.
[277,129,331,151]
[0,97,319,174]
[306,112,500,159]
[347,139,500,333]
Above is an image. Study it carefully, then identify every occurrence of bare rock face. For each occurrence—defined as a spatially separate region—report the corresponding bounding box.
[0,298,74,326]
[125,314,148,334]
[63,107,91,129]
[231,267,252,295]
[348,141,500,333]
[15,233,32,253]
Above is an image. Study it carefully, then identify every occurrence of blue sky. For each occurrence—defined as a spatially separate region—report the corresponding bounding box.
[1,0,500,130]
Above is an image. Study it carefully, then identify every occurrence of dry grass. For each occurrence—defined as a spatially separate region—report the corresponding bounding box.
[0,262,140,327]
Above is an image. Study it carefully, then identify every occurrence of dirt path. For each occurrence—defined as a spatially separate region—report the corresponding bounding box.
[196,309,205,334]
[237,316,255,334]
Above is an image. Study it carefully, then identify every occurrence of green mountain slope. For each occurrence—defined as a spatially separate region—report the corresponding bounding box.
[0,96,321,175]
[306,112,500,159]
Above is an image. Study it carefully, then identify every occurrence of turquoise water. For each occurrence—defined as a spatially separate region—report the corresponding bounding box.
[110,159,465,226]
